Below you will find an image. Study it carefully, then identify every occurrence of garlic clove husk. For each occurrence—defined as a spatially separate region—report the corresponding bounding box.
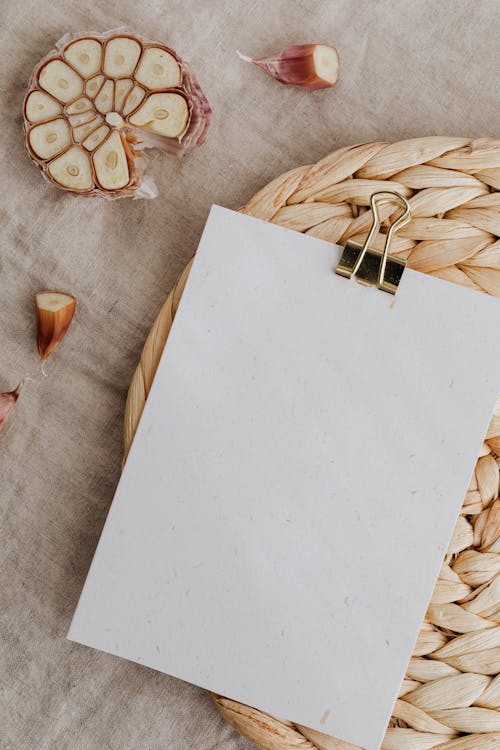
[238,43,339,90]
[0,384,22,430]
[35,291,76,361]
[23,30,211,198]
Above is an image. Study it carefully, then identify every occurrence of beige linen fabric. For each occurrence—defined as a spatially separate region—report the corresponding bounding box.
[1,1,499,748]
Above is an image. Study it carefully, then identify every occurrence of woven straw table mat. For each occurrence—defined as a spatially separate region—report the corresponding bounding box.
[124,137,500,750]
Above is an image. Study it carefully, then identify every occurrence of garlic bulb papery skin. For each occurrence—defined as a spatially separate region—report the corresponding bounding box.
[23,30,211,199]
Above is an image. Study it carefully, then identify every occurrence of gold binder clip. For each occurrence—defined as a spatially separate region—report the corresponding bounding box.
[335,191,411,294]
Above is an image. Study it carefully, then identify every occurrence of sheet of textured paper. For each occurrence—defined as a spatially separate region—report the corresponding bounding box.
[69,206,500,750]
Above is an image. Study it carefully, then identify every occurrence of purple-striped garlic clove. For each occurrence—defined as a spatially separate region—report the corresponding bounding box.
[0,384,22,430]
[238,44,339,90]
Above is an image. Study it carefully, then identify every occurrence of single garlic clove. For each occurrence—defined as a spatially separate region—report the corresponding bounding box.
[38,59,83,102]
[114,78,133,111]
[64,38,103,78]
[48,146,94,191]
[105,112,124,128]
[25,90,63,124]
[72,116,103,143]
[66,97,93,116]
[94,79,114,114]
[68,109,96,128]
[135,47,181,89]
[129,93,189,138]
[103,37,141,78]
[310,45,339,87]
[28,118,71,160]
[238,43,339,90]
[35,291,77,361]
[82,124,110,151]
[92,131,129,190]
[86,74,105,98]
[122,84,146,116]
[0,383,22,430]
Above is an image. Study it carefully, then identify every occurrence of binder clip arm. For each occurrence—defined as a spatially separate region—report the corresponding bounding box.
[335,191,411,295]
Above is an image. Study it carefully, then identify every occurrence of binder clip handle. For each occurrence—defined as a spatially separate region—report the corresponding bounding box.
[336,191,411,295]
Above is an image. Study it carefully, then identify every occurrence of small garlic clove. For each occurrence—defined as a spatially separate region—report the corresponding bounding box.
[47,147,94,191]
[114,78,133,111]
[105,111,124,128]
[82,125,110,151]
[0,383,22,430]
[25,90,63,124]
[135,47,181,89]
[68,109,96,128]
[86,74,105,98]
[94,79,114,114]
[66,97,93,116]
[64,38,103,78]
[72,115,103,143]
[28,118,71,160]
[129,93,189,138]
[35,291,76,361]
[237,44,339,90]
[92,131,130,190]
[122,84,146,116]
[38,59,83,102]
[103,37,141,78]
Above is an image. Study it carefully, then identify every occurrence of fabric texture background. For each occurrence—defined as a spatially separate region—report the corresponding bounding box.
[1,1,499,748]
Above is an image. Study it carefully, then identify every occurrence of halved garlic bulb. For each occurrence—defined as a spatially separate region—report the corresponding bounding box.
[23,30,211,198]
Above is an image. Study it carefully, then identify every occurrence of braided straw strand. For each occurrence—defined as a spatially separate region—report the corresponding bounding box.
[124,137,500,750]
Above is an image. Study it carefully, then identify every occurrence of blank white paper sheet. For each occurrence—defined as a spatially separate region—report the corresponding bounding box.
[69,206,500,750]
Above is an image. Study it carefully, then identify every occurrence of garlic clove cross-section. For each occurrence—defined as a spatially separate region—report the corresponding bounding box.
[92,131,130,190]
[28,118,71,160]
[86,74,104,98]
[129,93,189,138]
[35,291,76,361]
[64,38,102,78]
[25,90,63,123]
[38,59,84,102]
[23,30,211,198]
[135,47,181,89]
[48,146,94,191]
[103,37,142,78]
